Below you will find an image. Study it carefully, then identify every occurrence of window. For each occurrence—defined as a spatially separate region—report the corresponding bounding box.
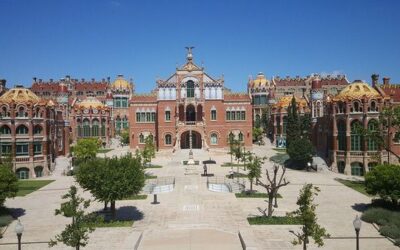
[151,112,156,122]
[226,111,230,120]
[116,118,122,131]
[228,132,234,142]
[83,119,90,137]
[211,110,216,121]
[165,134,172,145]
[34,125,42,135]
[241,111,245,120]
[139,133,145,143]
[0,125,11,135]
[231,111,236,120]
[16,168,29,179]
[210,133,218,145]
[92,120,99,136]
[367,120,378,151]
[122,117,129,129]
[165,111,171,121]
[351,121,362,151]
[0,143,11,154]
[337,161,345,174]
[17,107,26,117]
[337,120,346,151]
[34,142,42,155]
[238,132,244,142]
[16,143,29,156]
[16,125,28,134]
[136,113,141,122]
[351,162,364,176]
[187,80,195,98]
[282,116,288,134]
[34,166,43,177]
[101,120,106,136]
[146,113,151,122]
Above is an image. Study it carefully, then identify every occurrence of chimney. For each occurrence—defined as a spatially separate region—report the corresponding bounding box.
[383,77,390,85]
[49,78,53,83]
[371,74,379,87]
[66,75,71,81]
[0,79,6,87]
[107,77,111,83]
[33,77,37,83]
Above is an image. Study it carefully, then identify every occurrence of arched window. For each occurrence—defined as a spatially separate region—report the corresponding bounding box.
[238,132,244,142]
[139,133,145,144]
[370,101,377,112]
[351,162,364,176]
[34,166,43,178]
[16,125,28,134]
[228,132,234,143]
[83,119,90,137]
[77,119,82,137]
[116,117,122,131]
[165,134,172,145]
[337,161,345,174]
[1,106,8,117]
[34,125,42,135]
[186,80,195,98]
[17,106,26,117]
[282,116,288,134]
[351,120,362,151]
[368,162,377,172]
[0,125,11,135]
[255,114,261,127]
[337,120,346,151]
[92,119,99,137]
[210,133,218,145]
[338,102,345,114]
[101,119,106,136]
[352,101,362,113]
[16,168,29,179]
[148,134,153,142]
[122,117,129,129]
[367,120,378,151]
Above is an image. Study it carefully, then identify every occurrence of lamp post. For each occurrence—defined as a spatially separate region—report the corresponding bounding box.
[14,219,24,250]
[353,215,362,250]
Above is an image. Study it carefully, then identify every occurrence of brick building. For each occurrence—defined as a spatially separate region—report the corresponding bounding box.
[129,49,252,150]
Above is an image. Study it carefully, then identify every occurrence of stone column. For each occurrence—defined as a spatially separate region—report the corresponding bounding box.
[345,114,351,175]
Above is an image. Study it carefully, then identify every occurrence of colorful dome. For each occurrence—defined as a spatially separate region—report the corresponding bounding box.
[275,95,307,108]
[251,72,269,89]
[335,80,381,101]
[76,96,104,109]
[111,75,131,90]
[0,87,41,103]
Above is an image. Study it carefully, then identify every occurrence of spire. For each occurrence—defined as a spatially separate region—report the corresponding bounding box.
[185,46,195,61]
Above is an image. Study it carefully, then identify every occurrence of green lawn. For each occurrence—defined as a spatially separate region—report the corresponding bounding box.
[90,220,133,227]
[269,153,289,165]
[273,148,287,152]
[248,216,301,225]
[225,172,248,178]
[335,178,372,197]
[145,175,157,179]
[17,180,55,196]
[145,164,163,168]
[98,149,113,154]
[221,162,244,167]
[120,194,148,200]
[235,192,282,198]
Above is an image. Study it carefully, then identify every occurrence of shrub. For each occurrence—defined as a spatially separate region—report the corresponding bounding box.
[0,214,14,227]
[379,224,400,240]
[365,164,400,205]
[361,208,392,225]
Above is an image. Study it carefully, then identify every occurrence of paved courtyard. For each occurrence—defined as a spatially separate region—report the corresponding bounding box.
[0,141,397,249]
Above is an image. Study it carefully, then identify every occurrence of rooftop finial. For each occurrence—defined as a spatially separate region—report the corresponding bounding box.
[185,46,195,61]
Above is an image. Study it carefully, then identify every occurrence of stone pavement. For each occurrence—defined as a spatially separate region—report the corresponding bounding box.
[0,143,397,249]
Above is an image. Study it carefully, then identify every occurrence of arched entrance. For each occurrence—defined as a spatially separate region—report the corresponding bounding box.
[181,131,202,149]
[186,105,196,121]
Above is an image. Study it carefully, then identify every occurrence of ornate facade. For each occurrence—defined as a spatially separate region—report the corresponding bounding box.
[0,87,69,179]
[129,49,252,150]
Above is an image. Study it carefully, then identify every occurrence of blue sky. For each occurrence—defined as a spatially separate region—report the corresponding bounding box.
[0,0,399,93]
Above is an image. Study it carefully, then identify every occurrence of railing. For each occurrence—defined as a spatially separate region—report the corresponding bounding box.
[185,121,196,125]
[350,151,364,156]
[15,156,30,162]
[142,176,175,194]
[367,151,380,157]
[206,176,246,193]
[336,151,345,156]
[33,156,44,161]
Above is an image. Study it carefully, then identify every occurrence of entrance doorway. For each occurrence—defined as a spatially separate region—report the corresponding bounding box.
[181,131,202,149]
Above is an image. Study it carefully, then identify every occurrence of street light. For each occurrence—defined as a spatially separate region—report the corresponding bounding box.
[353,215,362,250]
[14,219,24,250]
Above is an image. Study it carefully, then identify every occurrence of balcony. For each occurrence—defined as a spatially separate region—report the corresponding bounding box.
[15,156,30,162]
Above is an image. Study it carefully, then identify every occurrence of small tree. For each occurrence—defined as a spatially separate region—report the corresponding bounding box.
[120,129,130,145]
[365,164,400,205]
[49,186,95,250]
[246,154,264,192]
[287,137,314,168]
[73,138,100,162]
[286,97,301,148]
[0,157,18,207]
[227,137,238,164]
[288,184,329,250]
[142,136,156,166]
[252,127,263,143]
[75,154,145,219]
[258,164,290,217]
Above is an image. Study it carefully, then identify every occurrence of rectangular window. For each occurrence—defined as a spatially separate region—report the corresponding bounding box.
[226,111,230,120]
[140,112,146,122]
[136,113,141,122]
[0,143,11,154]
[211,110,217,121]
[241,111,246,120]
[151,112,156,122]
[231,111,236,120]
[16,143,29,156]
[236,111,241,120]
[146,113,151,122]
[165,111,171,121]
[34,142,42,155]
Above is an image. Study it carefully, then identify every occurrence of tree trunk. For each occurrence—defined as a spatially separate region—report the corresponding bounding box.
[303,235,307,250]
[76,244,80,250]
[274,192,278,208]
[104,201,108,211]
[110,200,116,219]
[250,180,253,192]
[267,193,274,217]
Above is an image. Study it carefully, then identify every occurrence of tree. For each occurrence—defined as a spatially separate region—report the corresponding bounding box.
[227,137,239,164]
[49,186,95,250]
[288,184,329,250]
[75,154,145,218]
[287,138,314,168]
[261,108,269,130]
[120,129,130,145]
[0,157,18,207]
[258,164,290,217]
[286,97,301,148]
[246,154,264,192]
[365,164,400,205]
[73,138,100,162]
[142,136,156,166]
[252,127,263,143]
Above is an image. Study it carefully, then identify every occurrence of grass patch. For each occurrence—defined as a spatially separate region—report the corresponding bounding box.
[235,192,282,198]
[89,220,133,227]
[120,194,148,200]
[145,164,162,168]
[335,178,372,197]
[17,180,54,196]
[270,153,289,165]
[145,175,157,179]
[225,172,248,178]
[98,149,113,154]
[248,216,301,225]
[273,148,287,152]
[221,162,244,167]
[362,206,400,246]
